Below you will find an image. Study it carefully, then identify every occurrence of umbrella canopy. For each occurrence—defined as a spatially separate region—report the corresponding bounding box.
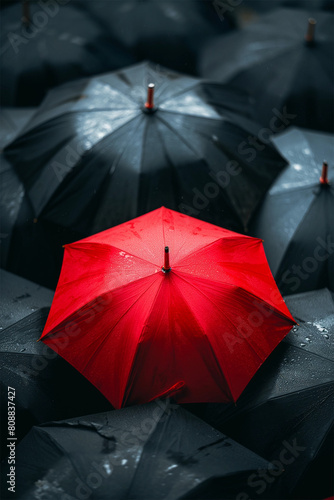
[4,61,287,234]
[0,403,275,500]
[0,0,134,106]
[77,0,234,75]
[0,107,37,269]
[284,287,334,361]
[0,269,53,329]
[0,270,111,461]
[199,9,334,133]
[191,341,334,500]
[250,127,334,295]
[40,207,295,409]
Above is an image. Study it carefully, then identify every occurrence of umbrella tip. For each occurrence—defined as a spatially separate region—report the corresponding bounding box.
[320,161,329,185]
[162,246,171,273]
[144,83,156,112]
[305,18,316,44]
[21,0,30,27]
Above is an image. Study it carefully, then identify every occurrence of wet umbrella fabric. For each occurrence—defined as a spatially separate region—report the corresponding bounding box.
[199,9,334,133]
[250,127,334,295]
[284,287,334,361]
[0,1,134,106]
[0,271,111,461]
[0,107,38,274]
[77,0,234,75]
[191,342,334,500]
[0,269,53,330]
[4,61,287,237]
[0,404,275,500]
[40,207,295,409]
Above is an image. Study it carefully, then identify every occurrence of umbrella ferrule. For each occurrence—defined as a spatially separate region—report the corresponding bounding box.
[21,0,30,27]
[305,18,316,45]
[144,83,156,113]
[320,161,329,185]
[162,246,171,273]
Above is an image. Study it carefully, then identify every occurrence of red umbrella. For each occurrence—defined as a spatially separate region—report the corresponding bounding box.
[40,207,295,409]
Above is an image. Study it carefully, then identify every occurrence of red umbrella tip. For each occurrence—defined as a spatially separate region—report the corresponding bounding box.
[145,83,155,110]
[162,246,171,273]
[320,161,329,185]
[305,18,316,43]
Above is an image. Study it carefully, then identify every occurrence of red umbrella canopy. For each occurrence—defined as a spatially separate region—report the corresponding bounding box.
[40,207,295,409]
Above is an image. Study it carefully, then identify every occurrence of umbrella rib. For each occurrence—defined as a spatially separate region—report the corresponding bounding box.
[156,113,208,161]
[173,273,264,395]
[175,272,281,361]
[156,80,200,105]
[120,276,168,407]
[275,189,328,276]
[77,275,162,377]
[265,381,334,404]
[122,274,235,406]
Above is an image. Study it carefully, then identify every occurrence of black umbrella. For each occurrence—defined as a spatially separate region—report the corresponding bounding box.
[77,0,235,76]
[284,287,334,361]
[188,342,334,500]
[4,61,287,288]
[0,403,275,500]
[0,0,134,106]
[250,127,334,295]
[0,269,111,460]
[199,8,334,133]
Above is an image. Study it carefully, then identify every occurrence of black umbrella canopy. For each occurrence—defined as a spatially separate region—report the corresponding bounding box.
[0,273,112,461]
[0,403,276,500]
[0,107,37,269]
[250,127,334,296]
[284,287,334,361]
[0,150,81,288]
[188,342,334,500]
[77,0,235,75]
[3,62,287,287]
[199,8,334,133]
[0,269,53,329]
[0,0,134,106]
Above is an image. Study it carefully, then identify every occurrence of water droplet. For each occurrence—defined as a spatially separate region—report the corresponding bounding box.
[20,348,26,352]
[305,337,311,342]
[300,343,306,347]
[323,334,329,339]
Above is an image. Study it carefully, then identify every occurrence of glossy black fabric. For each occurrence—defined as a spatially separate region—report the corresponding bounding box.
[3,62,287,287]
[250,127,334,295]
[0,404,274,500]
[0,270,111,460]
[200,9,334,133]
[0,1,134,106]
[187,342,334,500]
[285,287,334,361]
